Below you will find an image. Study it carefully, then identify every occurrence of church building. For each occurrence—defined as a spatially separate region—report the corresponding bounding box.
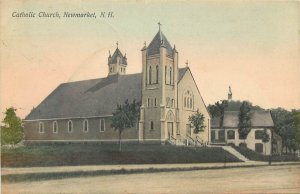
[23,25,211,145]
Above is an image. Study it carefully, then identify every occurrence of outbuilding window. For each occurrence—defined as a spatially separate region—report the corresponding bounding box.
[255,130,263,139]
[227,130,235,140]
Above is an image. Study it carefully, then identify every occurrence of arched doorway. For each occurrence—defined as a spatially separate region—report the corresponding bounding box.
[166,110,175,139]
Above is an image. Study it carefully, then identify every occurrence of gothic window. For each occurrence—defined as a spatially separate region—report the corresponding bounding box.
[68,120,73,133]
[169,67,172,85]
[149,66,152,84]
[83,119,89,133]
[39,122,44,133]
[53,121,58,133]
[154,98,157,107]
[100,119,106,132]
[183,89,194,110]
[165,66,167,84]
[150,121,154,130]
[166,97,170,107]
[147,98,150,107]
[171,99,175,108]
[156,65,159,84]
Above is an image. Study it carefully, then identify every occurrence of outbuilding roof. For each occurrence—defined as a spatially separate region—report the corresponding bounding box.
[211,111,274,128]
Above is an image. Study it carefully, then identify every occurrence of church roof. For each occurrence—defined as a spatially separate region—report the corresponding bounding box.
[211,111,274,129]
[147,30,173,56]
[25,67,188,120]
[109,48,127,65]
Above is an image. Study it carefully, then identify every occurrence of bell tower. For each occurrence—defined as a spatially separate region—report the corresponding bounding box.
[139,23,179,143]
[108,41,127,76]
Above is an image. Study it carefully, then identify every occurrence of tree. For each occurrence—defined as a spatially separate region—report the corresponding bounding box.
[271,108,296,153]
[188,109,206,134]
[262,128,270,155]
[111,100,139,151]
[292,110,300,148]
[0,107,23,146]
[238,101,252,141]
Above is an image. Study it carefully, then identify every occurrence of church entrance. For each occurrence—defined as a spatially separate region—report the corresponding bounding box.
[167,122,173,139]
[166,110,175,139]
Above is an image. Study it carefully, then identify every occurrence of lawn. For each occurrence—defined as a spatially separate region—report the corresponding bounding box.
[234,146,299,162]
[1,144,240,167]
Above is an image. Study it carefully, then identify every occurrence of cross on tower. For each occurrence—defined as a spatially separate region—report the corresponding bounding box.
[158,22,162,31]
[185,60,189,67]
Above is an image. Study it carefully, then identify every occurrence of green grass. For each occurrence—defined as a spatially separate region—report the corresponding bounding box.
[1,144,240,167]
[234,146,299,162]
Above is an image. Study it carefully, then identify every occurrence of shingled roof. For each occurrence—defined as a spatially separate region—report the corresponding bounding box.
[211,111,274,128]
[25,68,188,120]
[147,30,173,56]
[109,48,127,65]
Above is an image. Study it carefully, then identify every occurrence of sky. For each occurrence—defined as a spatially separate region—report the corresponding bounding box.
[1,0,300,119]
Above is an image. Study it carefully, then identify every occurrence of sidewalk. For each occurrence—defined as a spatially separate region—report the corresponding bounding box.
[2,161,300,176]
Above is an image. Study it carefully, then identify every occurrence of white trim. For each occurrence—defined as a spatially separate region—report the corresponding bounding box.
[67,120,73,133]
[99,119,106,132]
[83,119,89,133]
[23,115,113,122]
[39,122,44,133]
[53,121,58,133]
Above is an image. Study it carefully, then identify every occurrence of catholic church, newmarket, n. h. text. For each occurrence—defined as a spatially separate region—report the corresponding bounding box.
[23,25,212,145]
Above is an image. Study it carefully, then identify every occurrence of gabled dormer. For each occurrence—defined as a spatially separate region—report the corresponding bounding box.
[108,42,127,76]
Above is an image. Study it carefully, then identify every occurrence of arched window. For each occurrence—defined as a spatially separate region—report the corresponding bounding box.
[183,89,194,110]
[150,121,154,130]
[53,121,58,133]
[165,66,167,84]
[169,67,172,85]
[100,119,105,132]
[149,66,152,84]
[147,98,150,107]
[39,122,44,133]
[68,120,73,133]
[166,97,170,107]
[83,119,88,132]
[154,98,157,107]
[156,65,159,83]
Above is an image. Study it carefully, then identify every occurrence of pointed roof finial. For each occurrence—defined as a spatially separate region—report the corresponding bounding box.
[185,60,188,67]
[109,50,111,57]
[158,22,162,31]
[116,41,119,48]
[144,41,146,47]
